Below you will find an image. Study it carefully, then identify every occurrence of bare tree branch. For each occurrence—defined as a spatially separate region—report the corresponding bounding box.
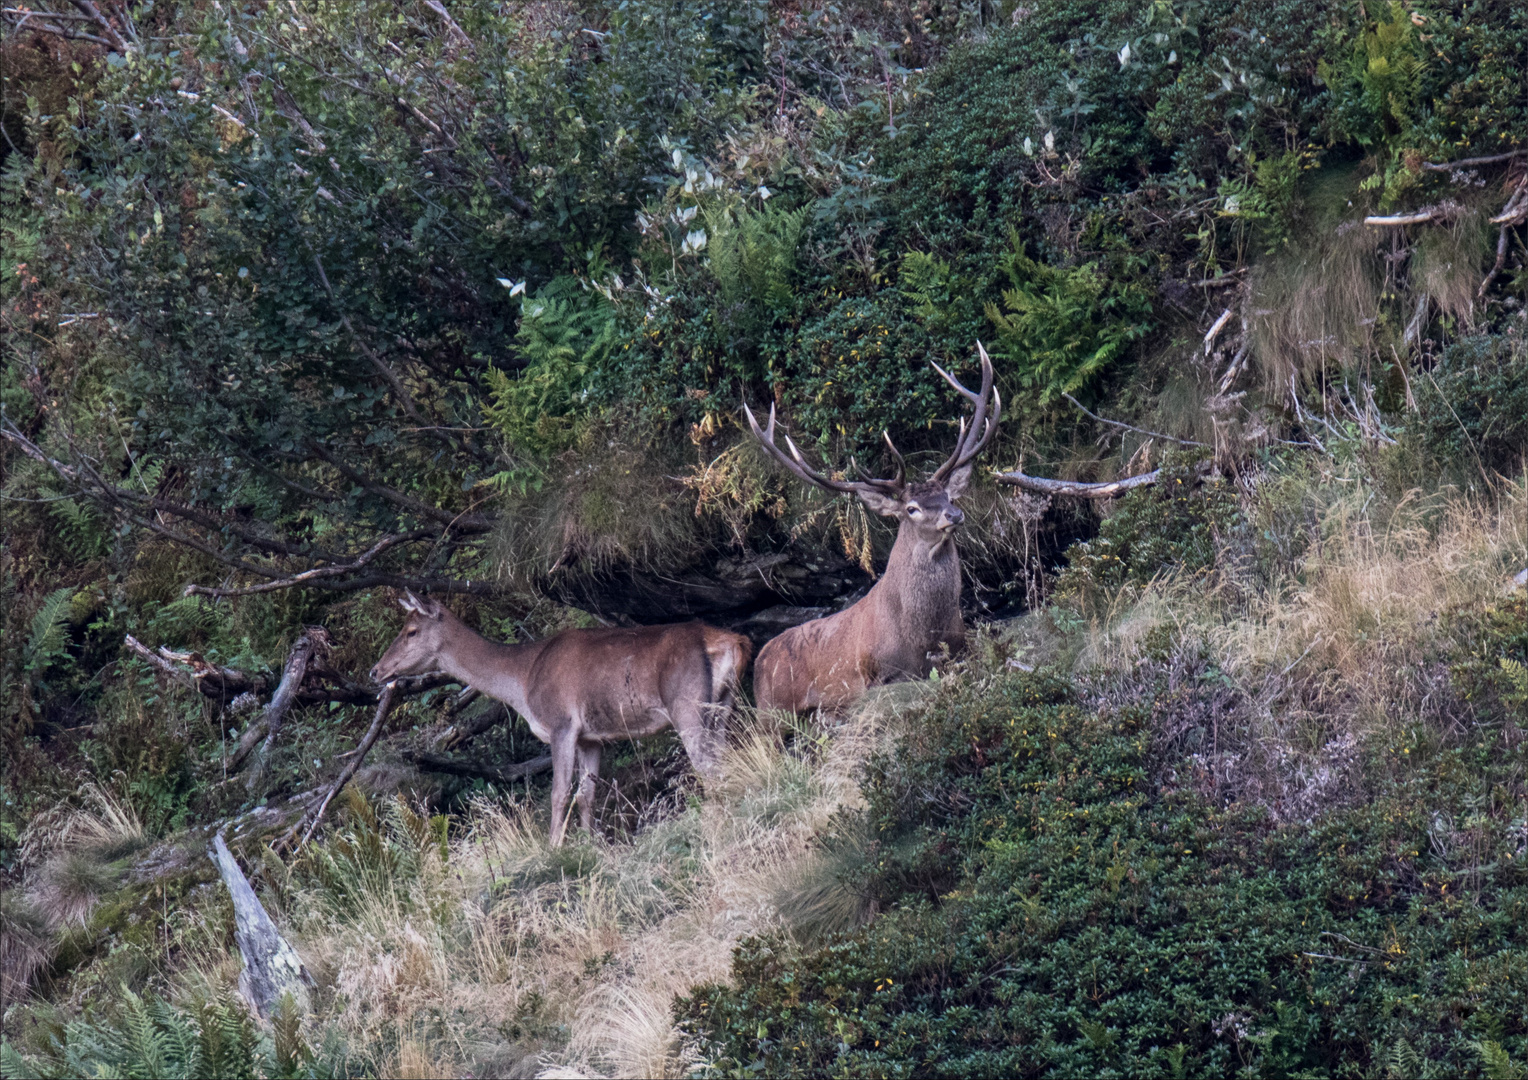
[995,467,1162,499]
[181,530,434,598]
[405,750,552,786]
[1422,150,1526,172]
[305,439,493,532]
[280,684,398,852]
[237,628,329,782]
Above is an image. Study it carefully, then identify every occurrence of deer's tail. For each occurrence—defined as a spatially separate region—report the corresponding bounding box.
[703,629,753,705]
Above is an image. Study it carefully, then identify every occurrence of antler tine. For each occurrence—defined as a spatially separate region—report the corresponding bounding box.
[930,342,1001,482]
[745,401,864,496]
[881,430,906,488]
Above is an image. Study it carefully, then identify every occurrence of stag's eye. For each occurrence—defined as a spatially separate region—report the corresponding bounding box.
[906,504,922,516]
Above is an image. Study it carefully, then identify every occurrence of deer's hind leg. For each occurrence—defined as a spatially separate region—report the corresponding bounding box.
[547,724,579,847]
[575,740,601,835]
[672,701,724,784]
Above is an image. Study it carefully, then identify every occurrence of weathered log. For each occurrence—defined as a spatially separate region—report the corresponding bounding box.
[406,751,554,786]
[235,629,328,783]
[209,833,312,1019]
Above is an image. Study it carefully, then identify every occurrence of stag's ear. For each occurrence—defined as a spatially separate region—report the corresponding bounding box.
[854,488,903,517]
[945,462,974,499]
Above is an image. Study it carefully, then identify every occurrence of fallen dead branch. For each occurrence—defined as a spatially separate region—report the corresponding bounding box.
[236,628,329,782]
[996,467,1161,499]
[405,750,553,786]
[209,833,313,1018]
[278,684,398,853]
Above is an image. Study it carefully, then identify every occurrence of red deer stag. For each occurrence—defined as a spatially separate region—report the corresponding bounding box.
[745,343,1000,712]
[370,595,751,845]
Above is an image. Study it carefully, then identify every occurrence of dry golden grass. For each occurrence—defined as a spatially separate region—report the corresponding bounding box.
[184,691,914,1078]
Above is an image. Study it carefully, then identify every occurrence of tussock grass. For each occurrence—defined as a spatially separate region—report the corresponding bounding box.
[1073,469,1528,819]
[23,783,149,932]
[1249,224,1381,398]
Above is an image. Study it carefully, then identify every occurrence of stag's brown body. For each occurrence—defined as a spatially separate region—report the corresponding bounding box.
[748,344,1000,713]
[754,483,966,711]
[371,596,749,845]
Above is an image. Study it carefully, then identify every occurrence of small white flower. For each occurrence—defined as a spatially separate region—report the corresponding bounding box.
[757,185,772,199]
[676,205,697,224]
[1022,136,1034,157]
[497,278,527,296]
[1118,41,1131,67]
[1168,49,1178,63]
[1043,130,1055,153]
[682,229,707,254]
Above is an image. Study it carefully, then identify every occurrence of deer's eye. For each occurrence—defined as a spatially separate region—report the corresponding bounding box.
[906,504,922,516]
[406,627,418,637]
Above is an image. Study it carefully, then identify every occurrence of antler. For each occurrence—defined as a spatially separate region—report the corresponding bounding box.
[743,404,906,497]
[929,341,1002,483]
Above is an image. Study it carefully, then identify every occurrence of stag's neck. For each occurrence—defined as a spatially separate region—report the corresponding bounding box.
[436,623,544,718]
[875,523,962,620]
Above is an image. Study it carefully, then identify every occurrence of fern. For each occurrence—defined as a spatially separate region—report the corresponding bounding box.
[1478,1040,1526,1080]
[1498,657,1528,708]
[23,588,74,676]
[47,499,108,561]
[1384,1037,1424,1079]
[985,233,1154,405]
[0,990,272,1080]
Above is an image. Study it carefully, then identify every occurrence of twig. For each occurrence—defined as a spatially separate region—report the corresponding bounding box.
[1480,176,1528,298]
[405,751,553,786]
[1061,394,1209,448]
[280,684,397,852]
[310,254,426,425]
[1203,308,1234,356]
[123,634,200,691]
[1363,209,1440,227]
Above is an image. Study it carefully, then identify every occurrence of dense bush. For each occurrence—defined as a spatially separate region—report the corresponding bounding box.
[679,670,1528,1078]
[1053,452,1238,612]
[1412,335,1528,478]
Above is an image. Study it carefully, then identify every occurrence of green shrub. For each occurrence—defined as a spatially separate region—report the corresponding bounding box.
[1447,589,1528,726]
[1053,452,1238,613]
[679,670,1528,1078]
[1411,335,1528,478]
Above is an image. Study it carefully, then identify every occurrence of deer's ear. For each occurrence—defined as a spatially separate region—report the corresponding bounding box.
[944,462,974,499]
[855,488,903,518]
[399,591,421,613]
[422,597,445,621]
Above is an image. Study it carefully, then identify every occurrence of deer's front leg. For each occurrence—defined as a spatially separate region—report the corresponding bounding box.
[575,740,601,835]
[547,724,579,847]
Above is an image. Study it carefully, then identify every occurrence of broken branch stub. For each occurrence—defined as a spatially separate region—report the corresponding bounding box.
[209,833,312,1019]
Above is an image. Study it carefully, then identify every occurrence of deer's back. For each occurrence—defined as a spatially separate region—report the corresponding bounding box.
[524,622,746,738]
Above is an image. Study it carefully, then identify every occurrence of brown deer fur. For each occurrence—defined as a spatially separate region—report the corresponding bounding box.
[371,595,750,845]
[747,344,1001,713]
